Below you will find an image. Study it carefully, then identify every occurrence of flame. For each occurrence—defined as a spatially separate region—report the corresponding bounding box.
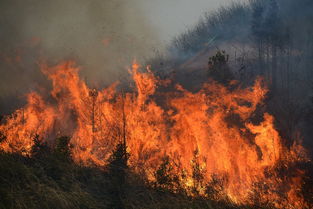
[0,61,309,208]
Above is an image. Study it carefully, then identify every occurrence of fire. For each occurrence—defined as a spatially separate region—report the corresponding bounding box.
[0,61,309,208]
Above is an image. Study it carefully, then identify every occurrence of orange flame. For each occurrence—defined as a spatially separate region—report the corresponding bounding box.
[0,61,309,208]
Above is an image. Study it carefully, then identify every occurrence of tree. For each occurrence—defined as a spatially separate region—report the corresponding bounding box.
[251,0,265,75]
[208,50,233,84]
[31,134,49,158]
[107,142,129,182]
[0,132,6,144]
[155,156,177,189]
[191,149,204,195]
[106,91,130,209]
[107,142,129,209]
[54,136,72,162]
[264,0,281,92]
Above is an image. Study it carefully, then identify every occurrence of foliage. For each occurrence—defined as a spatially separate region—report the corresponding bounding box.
[31,134,50,158]
[0,151,105,209]
[106,142,130,209]
[155,156,180,191]
[54,136,72,162]
[208,50,233,84]
[0,149,253,209]
[168,2,250,58]
[191,149,204,195]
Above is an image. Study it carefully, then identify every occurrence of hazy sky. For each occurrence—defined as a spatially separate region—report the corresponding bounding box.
[139,0,238,43]
[0,0,240,113]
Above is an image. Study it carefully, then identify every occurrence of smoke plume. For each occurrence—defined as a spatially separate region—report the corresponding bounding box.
[0,0,160,114]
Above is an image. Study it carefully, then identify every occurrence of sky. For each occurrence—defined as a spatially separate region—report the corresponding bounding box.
[139,0,237,43]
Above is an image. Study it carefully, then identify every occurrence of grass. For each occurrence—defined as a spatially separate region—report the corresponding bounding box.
[0,149,258,209]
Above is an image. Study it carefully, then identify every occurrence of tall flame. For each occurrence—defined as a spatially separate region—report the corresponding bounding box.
[0,61,308,208]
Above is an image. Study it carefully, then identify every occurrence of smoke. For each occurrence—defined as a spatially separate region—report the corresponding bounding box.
[0,0,160,114]
[137,0,243,42]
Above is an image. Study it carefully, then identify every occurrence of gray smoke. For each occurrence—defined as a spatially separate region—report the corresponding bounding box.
[0,0,160,114]
[0,0,246,115]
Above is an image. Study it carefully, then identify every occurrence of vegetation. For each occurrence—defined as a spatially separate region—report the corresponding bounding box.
[0,137,107,209]
[148,1,313,205]
[150,0,313,152]
[0,136,261,209]
[1,0,313,208]
[207,50,233,84]
[2,134,311,209]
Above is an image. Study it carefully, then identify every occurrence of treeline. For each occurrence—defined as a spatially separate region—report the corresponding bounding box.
[165,0,313,93]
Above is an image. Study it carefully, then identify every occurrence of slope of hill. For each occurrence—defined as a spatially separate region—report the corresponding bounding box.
[0,149,251,209]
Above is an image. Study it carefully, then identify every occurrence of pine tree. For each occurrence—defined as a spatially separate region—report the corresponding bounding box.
[54,136,72,162]
[155,156,175,188]
[107,142,129,209]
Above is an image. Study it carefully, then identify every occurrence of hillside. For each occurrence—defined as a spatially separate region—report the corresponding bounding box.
[1,0,313,209]
[0,148,250,209]
[149,0,313,151]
